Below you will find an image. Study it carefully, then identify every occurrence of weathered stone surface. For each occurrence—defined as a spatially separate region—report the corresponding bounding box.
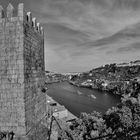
[7,3,14,18]
[0,3,46,140]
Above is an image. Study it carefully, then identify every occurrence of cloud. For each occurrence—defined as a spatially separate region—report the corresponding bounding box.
[1,0,140,72]
[81,22,140,48]
[45,23,89,47]
[39,0,140,72]
[116,42,140,53]
[38,0,140,39]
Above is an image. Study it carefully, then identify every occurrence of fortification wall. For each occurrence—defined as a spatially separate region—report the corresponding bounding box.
[23,9,46,137]
[0,3,26,135]
[0,3,47,139]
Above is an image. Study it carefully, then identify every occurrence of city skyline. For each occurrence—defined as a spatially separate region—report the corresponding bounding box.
[1,0,140,72]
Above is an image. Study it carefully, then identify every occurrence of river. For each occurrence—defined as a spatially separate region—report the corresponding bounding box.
[46,82,120,117]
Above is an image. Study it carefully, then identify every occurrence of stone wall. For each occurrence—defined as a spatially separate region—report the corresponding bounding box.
[23,10,46,136]
[0,4,26,135]
[0,3,47,139]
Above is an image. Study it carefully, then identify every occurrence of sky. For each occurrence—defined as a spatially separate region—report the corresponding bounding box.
[1,0,140,72]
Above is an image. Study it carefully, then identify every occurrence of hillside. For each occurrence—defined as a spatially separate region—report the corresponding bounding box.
[70,60,140,95]
[65,60,140,140]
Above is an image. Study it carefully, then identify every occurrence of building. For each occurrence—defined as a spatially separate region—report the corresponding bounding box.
[0,3,46,139]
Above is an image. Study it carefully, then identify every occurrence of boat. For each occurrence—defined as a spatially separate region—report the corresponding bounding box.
[89,94,96,99]
[77,90,83,95]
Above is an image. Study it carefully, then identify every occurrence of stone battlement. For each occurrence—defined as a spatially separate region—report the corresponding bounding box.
[0,3,43,35]
[0,3,46,139]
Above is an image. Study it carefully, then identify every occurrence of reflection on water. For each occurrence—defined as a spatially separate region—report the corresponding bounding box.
[46,82,120,117]
[77,90,83,95]
[88,94,96,99]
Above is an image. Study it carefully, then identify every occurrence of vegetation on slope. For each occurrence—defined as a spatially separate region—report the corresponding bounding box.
[70,61,140,95]
[63,61,140,139]
[66,81,140,140]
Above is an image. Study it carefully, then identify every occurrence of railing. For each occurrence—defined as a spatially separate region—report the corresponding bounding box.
[47,102,74,140]
[47,115,74,140]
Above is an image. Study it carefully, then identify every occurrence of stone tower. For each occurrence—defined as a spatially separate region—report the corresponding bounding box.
[0,3,46,139]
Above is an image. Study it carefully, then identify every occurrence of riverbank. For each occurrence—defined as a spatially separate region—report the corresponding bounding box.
[69,62,140,97]
[69,80,108,92]
[45,80,67,84]
[45,93,77,139]
[69,78,140,98]
[46,93,77,118]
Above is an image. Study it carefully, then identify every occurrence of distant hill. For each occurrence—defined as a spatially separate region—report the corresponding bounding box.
[70,60,140,95]
[87,60,140,81]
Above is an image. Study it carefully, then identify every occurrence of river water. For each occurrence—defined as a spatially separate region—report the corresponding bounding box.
[46,82,120,117]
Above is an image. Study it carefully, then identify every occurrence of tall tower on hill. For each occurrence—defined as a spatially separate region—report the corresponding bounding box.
[0,3,46,139]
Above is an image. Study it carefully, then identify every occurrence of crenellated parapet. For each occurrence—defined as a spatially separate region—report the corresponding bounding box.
[0,3,45,139]
[0,3,19,19]
[23,6,44,35]
[0,3,44,36]
[7,3,14,18]
[30,17,44,35]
